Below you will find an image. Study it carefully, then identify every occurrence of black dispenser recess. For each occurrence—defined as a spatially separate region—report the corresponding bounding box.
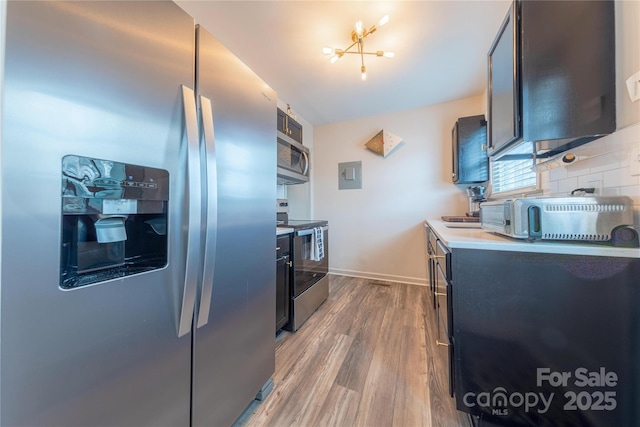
[60,155,169,289]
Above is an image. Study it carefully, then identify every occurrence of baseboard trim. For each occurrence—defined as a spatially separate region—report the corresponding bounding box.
[329,268,428,287]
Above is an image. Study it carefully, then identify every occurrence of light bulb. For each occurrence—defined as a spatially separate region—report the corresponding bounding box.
[355,20,364,37]
[323,47,335,55]
[378,14,390,27]
[361,65,367,81]
[330,55,340,64]
[383,51,395,58]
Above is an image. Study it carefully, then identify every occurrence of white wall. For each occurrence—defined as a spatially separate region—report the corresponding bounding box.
[314,96,484,285]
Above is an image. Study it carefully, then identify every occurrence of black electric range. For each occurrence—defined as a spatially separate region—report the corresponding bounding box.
[276,211,329,331]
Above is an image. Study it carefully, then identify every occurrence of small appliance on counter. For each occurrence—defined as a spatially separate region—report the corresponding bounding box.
[480,195,639,247]
[466,185,486,217]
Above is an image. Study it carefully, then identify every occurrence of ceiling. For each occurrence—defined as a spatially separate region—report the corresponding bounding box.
[175,1,512,126]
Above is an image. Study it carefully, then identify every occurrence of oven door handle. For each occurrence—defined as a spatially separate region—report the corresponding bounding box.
[296,225,328,237]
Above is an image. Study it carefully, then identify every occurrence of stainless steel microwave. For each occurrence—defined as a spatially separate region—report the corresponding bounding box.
[277,131,309,185]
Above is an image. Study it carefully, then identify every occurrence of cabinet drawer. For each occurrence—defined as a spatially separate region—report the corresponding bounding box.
[435,239,451,280]
[436,278,455,397]
[428,228,438,255]
[276,234,290,258]
[425,225,434,255]
[435,263,452,336]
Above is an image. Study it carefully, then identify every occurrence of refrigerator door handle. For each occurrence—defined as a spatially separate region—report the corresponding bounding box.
[177,85,202,337]
[196,95,217,328]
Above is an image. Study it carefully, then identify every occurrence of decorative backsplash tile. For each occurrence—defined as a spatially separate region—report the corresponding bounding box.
[540,123,640,224]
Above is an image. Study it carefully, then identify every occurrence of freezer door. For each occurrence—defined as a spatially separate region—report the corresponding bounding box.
[191,26,277,427]
[1,2,196,425]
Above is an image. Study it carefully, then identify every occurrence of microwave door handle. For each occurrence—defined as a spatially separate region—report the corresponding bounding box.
[302,151,309,176]
[196,95,217,329]
[177,85,201,337]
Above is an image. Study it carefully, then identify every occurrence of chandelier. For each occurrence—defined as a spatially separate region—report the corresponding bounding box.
[322,15,395,81]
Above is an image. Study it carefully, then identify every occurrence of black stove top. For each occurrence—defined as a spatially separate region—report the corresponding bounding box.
[277,210,327,230]
[278,219,328,230]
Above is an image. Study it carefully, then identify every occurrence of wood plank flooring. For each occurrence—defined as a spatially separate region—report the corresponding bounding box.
[233,275,471,427]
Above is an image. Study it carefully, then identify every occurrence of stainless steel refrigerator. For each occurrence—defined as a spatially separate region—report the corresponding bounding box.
[0,1,276,426]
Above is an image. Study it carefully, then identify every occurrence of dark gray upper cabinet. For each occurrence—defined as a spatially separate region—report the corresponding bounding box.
[487,0,616,159]
[452,115,489,184]
[487,2,520,157]
[277,108,303,144]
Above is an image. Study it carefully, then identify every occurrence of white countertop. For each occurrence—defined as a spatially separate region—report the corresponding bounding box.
[426,219,640,258]
[276,227,294,236]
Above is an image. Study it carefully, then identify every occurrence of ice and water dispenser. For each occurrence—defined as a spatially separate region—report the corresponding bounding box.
[61,155,169,289]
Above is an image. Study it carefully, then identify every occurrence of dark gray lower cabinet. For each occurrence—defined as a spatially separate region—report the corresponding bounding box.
[451,249,639,427]
[276,234,291,331]
[426,225,455,397]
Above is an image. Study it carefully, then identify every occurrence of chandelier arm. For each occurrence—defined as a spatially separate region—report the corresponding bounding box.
[342,51,385,56]
[342,40,358,53]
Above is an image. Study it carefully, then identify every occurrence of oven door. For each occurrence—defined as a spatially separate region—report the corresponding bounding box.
[293,226,329,296]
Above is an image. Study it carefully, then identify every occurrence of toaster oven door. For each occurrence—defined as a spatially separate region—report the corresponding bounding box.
[480,201,511,235]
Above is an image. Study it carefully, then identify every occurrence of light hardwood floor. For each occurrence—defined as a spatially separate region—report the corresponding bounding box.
[234,275,471,427]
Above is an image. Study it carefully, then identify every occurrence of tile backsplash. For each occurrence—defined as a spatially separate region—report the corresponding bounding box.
[540,122,640,225]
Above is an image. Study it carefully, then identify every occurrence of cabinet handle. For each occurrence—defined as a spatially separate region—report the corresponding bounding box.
[436,340,449,347]
[481,144,488,151]
[433,255,446,259]
[276,246,281,250]
[435,292,446,297]
[288,261,293,267]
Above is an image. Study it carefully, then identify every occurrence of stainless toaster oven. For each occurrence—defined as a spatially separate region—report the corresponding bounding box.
[480,196,638,247]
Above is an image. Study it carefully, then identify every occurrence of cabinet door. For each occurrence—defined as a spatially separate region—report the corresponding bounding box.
[453,115,488,184]
[521,0,615,145]
[277,108,303,144]
[286,116,303,144]
[434,239,454,397]
[453,249,639,425]
[277,108,287,135]
[487,2,521,156]
[435,263,454,397]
